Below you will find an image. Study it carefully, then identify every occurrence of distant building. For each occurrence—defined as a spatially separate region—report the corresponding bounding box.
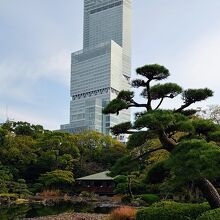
[76,171,115,195]
[61,0,131,135]
[115,133,130,144]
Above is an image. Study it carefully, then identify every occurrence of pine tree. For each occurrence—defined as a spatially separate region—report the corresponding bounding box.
[103,64,220,208]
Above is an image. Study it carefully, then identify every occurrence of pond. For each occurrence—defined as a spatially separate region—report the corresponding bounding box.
[0,201,113,220]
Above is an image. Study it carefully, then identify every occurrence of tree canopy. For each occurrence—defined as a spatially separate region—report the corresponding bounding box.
[103,63,220,208]
[0,122,125,196]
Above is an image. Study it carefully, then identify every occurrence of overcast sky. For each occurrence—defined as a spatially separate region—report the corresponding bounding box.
[0,0,220,129]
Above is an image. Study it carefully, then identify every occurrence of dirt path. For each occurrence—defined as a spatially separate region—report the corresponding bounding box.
[24,213,109,220]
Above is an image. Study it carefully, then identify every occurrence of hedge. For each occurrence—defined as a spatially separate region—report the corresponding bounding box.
[136,201,210,220]
[196,208,220,220]
[137,194,160,205]
[136,207,192,220]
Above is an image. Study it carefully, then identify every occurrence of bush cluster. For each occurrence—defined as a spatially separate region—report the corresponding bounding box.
[109,206,136,220]
[136,201,210,220]
[136,194,160,205]
[196,208,220,220]
[121,195,132,204]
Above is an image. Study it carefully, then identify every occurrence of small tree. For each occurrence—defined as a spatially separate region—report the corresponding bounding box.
[0,164,13,193]
[167,139,220,208]
[199,105,220,125]
[38,169,74,190]
[103,64,220,208]
[13,179,31,197]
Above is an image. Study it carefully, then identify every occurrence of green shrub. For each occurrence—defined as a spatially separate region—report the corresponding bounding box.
[196,208,220,220]
[154,201,210,218]
[137,194,160,205]
[79,191,96,200]
[137,207,192,220]
[80,191,91,197]
[0,193,18,198]
[136,201,210,220]
[131,197,147,206]
[121,195,132,204]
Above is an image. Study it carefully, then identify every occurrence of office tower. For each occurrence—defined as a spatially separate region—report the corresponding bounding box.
[61,0,131,134]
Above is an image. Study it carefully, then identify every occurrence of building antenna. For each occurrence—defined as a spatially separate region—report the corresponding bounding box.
[6,104,9,122]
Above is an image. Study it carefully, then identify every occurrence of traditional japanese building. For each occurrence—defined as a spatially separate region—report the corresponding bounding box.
[76,171,115,195]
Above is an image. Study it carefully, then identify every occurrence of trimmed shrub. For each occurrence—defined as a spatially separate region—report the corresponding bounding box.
[109,206,137,220]
[121,195,132,204]
[153,201,210,218]
[131,197,147,206]
[196,208,220,220]
[79,191,97,201]
[0,193,18,199]
[137,207,192,220]
[0,193,18,201]
[136,201,210,220]
[137,194,160,205]
[39,190,60,197]
[79,191,95,198]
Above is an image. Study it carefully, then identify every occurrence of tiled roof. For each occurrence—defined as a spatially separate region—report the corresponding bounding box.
[76,171,114,180]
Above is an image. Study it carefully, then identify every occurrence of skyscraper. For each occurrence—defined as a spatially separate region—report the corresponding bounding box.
[61,0,131,134]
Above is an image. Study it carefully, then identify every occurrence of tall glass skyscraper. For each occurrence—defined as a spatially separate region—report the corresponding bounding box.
[61,0,131,134]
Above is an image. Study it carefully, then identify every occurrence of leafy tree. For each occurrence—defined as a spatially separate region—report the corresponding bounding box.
[114,175,129,195]
[0,163,30,196]
[103,63,220,208]
[111,155,139,176]
[0,164,13,193]
[114,173,146,197]
[1,121,44,138]
[0,127,7,146]
[38,170,74,190]
[0,135,37,179]
[22,132,79,183]
[199,105,220,125]
[0,121,127,194]
[74,131,125,176]
[12,179,31,197]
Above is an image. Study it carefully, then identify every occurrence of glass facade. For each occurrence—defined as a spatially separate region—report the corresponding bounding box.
[61,0,131,134]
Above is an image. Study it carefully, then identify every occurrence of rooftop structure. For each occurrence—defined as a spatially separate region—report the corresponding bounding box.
[77,171,115,195]
[77,171,114,181]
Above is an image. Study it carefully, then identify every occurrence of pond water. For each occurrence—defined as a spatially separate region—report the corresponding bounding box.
[0,202,113,220]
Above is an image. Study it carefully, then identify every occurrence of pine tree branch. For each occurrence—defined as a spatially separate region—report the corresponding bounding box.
[175,102,192,113]
[128,100,148,108]
[154,97,164,110]
[132,147,164,162]
[146,79,152,111]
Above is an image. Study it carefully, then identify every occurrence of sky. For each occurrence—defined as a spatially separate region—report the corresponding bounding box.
[0,0,220,130]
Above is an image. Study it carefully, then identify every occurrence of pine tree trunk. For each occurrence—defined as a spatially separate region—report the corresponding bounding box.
[197,178,220,209]
[127,176,133,198]
[158,130,176,152]
[157,129,220,208]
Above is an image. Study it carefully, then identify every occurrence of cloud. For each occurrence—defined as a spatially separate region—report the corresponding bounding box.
[41,49,71,86]
[174,30,220,90]
[0,49,70,104]
[0,1,73,129]
[0,60,35,102]
[0,106,58,130]
[131,31,220,114]
[0,0,73,104]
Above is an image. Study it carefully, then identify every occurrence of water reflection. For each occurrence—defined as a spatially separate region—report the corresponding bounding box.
[0,202,112,219]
